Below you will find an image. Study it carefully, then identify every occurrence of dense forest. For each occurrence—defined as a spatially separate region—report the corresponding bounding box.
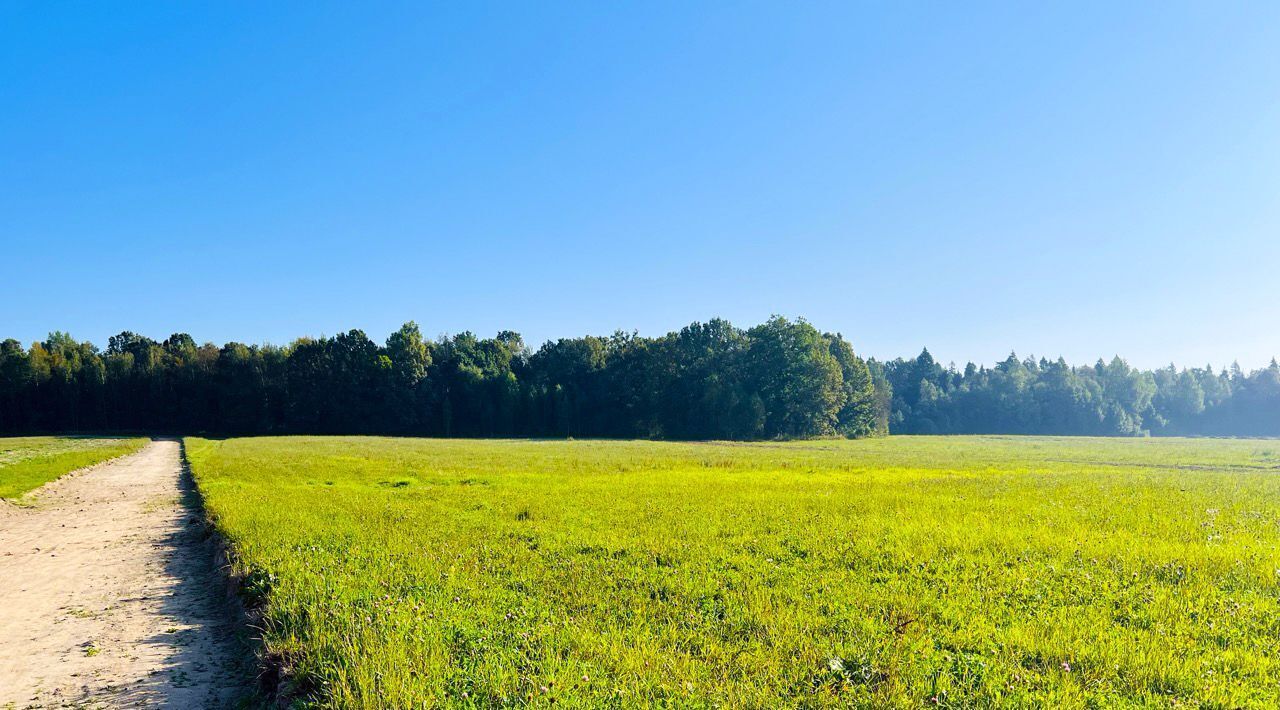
[878,348,1280,437]
[0,318,884,439]
[2,318,1278,438]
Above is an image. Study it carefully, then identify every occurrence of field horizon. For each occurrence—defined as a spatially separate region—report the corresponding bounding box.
[8,3,1279,705]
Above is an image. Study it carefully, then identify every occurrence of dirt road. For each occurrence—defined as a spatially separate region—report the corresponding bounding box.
[0,440,247,708]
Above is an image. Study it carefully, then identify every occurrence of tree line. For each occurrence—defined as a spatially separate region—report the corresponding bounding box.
[3,319,1278,439]
[0,317,885,439]
[877,348,1280,437]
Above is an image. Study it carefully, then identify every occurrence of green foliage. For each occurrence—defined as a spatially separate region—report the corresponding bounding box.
[0,319,884,440]
[879,350,1280,436]
[828,333,878,437]
[745,317,845,438]
[189,435,1280,708]
[0,436,148,499]
[6,321,1280,438]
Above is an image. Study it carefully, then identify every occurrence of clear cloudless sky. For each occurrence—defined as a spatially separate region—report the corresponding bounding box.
[3,2,1279,370]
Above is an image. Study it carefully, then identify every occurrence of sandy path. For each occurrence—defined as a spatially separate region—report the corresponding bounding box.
[0,440,247,708]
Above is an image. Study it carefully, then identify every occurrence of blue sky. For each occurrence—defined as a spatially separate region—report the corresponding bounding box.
[3,2,1278,370]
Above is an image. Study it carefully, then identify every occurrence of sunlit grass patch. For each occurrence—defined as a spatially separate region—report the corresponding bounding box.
[0,436,149,499]
[187,435,1280,708]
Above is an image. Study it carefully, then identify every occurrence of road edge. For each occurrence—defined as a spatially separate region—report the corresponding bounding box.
[177,438,282,708]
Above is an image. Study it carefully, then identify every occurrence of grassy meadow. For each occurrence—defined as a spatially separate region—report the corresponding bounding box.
[185,436,1280,708]
[0,436,149,499]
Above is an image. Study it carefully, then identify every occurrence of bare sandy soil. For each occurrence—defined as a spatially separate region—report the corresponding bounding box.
[0,440,248,708]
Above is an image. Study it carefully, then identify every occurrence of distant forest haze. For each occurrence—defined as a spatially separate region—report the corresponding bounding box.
[2,318,1277,438]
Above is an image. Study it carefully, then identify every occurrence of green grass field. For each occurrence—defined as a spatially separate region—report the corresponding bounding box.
[185,436,1280,708]
[0,436,149,499]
